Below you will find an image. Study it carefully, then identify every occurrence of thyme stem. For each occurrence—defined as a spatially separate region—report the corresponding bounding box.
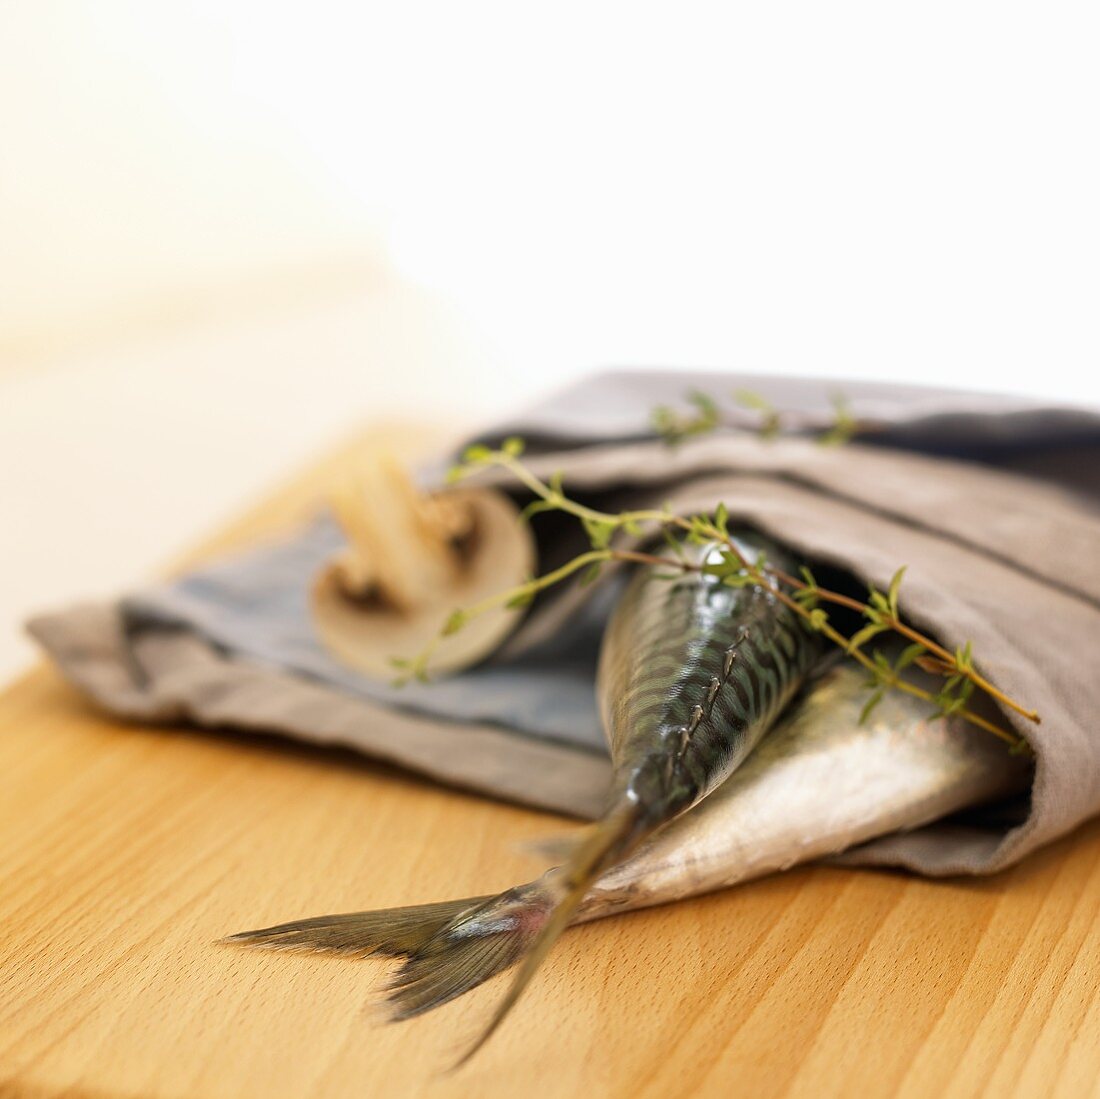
[426,443,1039,751]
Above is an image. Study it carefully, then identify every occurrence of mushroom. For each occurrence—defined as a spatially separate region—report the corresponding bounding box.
[310,453,535,681]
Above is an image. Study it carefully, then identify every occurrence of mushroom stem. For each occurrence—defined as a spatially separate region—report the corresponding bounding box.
[313,453,535,681]
[328,454,472,615]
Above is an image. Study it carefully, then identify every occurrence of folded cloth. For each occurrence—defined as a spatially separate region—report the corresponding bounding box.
[28,371,1100,873]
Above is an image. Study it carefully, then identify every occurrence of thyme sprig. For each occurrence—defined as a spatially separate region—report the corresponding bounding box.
[652,388,861,447]
[401,439,1038,753]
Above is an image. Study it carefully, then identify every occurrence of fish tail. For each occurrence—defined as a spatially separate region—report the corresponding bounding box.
[221,894,496,959]
[383,880,557,1021]
[224,881,569,1028]
[224,802,640,1065]
[448,799,641,1067]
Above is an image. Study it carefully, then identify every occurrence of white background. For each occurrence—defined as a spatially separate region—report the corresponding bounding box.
[2,1,1098,682]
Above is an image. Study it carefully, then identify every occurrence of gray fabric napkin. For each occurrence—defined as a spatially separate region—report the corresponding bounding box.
[28,371,1100,873]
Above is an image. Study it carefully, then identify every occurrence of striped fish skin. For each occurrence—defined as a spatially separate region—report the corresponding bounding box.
[597,533,821,837]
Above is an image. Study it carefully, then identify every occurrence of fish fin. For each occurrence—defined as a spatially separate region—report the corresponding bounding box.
[222,895,494,959]
[381,880,558,1020]
[452,801,639,1067]
[386,927,537,1021]
[225,804,638,1064]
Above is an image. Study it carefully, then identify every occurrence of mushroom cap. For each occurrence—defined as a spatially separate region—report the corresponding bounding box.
[311,486,535,681]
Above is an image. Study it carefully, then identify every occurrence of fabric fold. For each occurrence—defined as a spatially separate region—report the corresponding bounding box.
[27,371,1100,876]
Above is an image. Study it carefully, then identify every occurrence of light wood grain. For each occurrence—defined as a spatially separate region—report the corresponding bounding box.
[2,427,1099,1099]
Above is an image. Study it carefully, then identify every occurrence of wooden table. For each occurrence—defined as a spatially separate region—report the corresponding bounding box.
[3,428,1099,1099]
